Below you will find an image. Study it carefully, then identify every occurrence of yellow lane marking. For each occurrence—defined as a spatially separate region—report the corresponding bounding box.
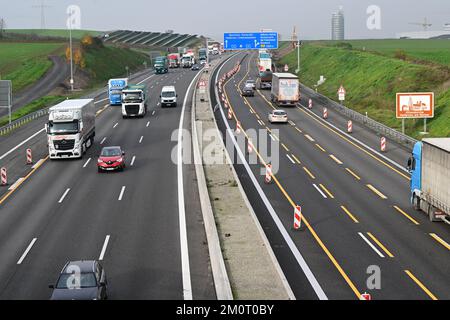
[404,270,438,300]
[345,168,361,181]
[295,127,303,134]
[315,144,326,152]
[366,232,394,258]
[223,63,362,300]
[255,113,261,120]
[319,184,335,199]
[429,233,450,251]
[266,127,272,133]
[329,154,343,165]
[271,133,280,141]
[282,143,290,152]
[298,107,411,181]
[291,154,302,164]
[303,167,316,180]
[288,120,296,126]
[258,120,265,127]
[304,134,315,142]
[366,184,388,200]
[340,206,359,223]
[0,156,49,206]
[393,206,420,225]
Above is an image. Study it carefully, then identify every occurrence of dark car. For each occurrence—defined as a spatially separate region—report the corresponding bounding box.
[97,146,126,172]
[49,260,108,300]
[191,64,200,71]
[241,84,255,97]
[245,79,256,90]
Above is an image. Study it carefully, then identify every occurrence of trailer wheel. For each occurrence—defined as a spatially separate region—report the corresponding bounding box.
[428,206,440,222]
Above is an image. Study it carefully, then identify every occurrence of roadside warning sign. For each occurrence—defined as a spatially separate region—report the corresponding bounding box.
[338,85,346,101]
[396,92,434,119]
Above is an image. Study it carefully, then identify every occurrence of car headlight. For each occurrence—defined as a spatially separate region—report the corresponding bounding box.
[98,159,103,163]
[116,158,123,163]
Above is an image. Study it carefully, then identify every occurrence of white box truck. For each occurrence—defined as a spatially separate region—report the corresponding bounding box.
[46,99,95,159]
[271,73,300,107]
[408,138,450,224]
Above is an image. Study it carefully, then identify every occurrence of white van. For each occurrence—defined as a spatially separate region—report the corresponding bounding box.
[160,86,178,107]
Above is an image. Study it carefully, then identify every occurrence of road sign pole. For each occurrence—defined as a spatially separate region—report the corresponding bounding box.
[424,118,427,134]
[402,119,405,135]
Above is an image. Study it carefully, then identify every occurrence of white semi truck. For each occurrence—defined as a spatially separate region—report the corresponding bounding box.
[46,99,95,159]
[271,73,300,107]
[408,138,450,224]
[122,84,148,118]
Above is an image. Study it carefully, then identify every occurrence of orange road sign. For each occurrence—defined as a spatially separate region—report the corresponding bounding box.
[396,92,434,119]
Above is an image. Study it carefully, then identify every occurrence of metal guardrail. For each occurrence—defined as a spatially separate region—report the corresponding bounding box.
[0,107,49,136]
[301,84,418,149]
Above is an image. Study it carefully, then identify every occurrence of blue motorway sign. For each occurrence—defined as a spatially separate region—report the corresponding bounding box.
[224,32,278,50]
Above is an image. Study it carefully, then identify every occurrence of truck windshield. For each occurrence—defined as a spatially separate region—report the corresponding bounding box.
[48,121,79,135]
[123,92,142,102]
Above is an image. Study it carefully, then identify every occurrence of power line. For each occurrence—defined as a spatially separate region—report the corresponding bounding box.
[31,0,51,29]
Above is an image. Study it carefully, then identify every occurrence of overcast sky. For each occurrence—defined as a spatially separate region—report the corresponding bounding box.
[1,0,449,40]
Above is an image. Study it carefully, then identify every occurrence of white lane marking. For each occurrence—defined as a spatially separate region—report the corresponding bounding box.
[113,123,119,128]
[358,232,385,258]
[8,178,25,191]
[94,97,109,105]
[150,86,154,89]
[329,154,343,165]
[32,158,45,169]
[118,186,126,201]
[313,184,328,199]
[177,69,203,300]
[99,235,110,261]
[58,188,71,203]
[305,134,315,142]
[83,158,91,168]
[216,66,326,300]
[258,120,264,126]
[146,121,150,127]
[139,136,144,144]
[100,137,107,145]
[130,156,136,166]
[0,128,45,161]
[286,154,296,164]
[137,74,155,85]
[17,238,37,265]
[289,120,296,126]
[269,134,276,141]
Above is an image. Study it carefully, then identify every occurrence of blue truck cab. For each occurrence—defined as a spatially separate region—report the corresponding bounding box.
[408,142,422,209]
[108,78,129,105]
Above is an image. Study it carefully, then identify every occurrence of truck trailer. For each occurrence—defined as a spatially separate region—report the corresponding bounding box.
[271,73,300,107]
[46,99,95,159]
[408,138,450,224]
[168,53,180,68]
[122,84,148,118]
[154,56,169,74]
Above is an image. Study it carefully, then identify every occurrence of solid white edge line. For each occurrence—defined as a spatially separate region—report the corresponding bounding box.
[130,156,136,167]
[83,158,92,168]
[286,154,296,164]
[217,87,328,300]
[358,232,385,258]
[0,128,45,161]
[8,178,25,191]
[17,238,37,265]
[313,184,328,199]
[58,188,71,203]
[300,103,410,174]
[118,186,126,201]
[178,69,203,300]
[99,235,111,261]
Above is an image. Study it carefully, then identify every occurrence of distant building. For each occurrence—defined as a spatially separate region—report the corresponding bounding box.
[396,25,450,39]
[331,7,345,40]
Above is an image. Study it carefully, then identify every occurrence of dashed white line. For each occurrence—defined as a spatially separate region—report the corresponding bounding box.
[330,155,343,165]
[100,137,107,145]
[130,156,136,166]
[83,158,92,168]
[305,134,315,142]
[139,136,144,144]
[146,121,150,127]
[99,235,110,261]
[113,123,119,128]
[58,188,71,203]
[118,186,126,201]
[358,232,385,258]
[313,184,328,198]
[286,154,296,164]
[17,238,37,265]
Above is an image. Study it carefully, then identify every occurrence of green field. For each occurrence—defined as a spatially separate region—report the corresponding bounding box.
[5,29,103,40]
[0,42,64,91]
[279,41,450,138]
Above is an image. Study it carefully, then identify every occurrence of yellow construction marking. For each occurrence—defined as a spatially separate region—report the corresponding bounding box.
[271,133,280,141]
[315,144,326,152]
[340,206,359,223]
[319,184,335,199]
[222,64,362,299]
[404,270,438,300]
[393,206,420,225]
[329,154,343,165]
[345,168,361,181]
[303,167,316,180]
[255,113,261,120]
[366,184,388,200]
[429,233,450,251]
[291,154,301,164]
[295,127,303,134]
[281,143,290,152]
[298,106,411,181]
[366,232,394,258]
[266,127,272,133]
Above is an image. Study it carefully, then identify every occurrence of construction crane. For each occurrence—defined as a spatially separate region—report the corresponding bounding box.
[409,17,432,31]
[32,0,51,30]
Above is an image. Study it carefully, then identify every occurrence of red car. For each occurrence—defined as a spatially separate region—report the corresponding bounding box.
[97,146,126,172]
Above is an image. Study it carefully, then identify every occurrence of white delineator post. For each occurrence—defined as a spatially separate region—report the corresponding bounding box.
[323,108,328,119]
[308,99,313,109]
[347,120,353,133]
[26,148,33,165]
[247,139,253,154]
[1,167,7,186]
[236,122,241,134]
[294,205,302,230]
[227,108,233,120]
[380,137,387,152]
[265,164,273,184]
[360,292,372,300]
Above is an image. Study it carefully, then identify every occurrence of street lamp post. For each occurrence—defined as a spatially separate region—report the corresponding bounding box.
[295,40,300,74]
[69,17,74,91]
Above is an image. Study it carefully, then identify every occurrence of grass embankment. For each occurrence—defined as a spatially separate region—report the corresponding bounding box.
[5,29,103,40]
[279,40,450,138]
[0,42,64,91]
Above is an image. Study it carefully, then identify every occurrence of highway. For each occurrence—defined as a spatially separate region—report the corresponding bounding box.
[214,52,450,300]
[0,66,216,299]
